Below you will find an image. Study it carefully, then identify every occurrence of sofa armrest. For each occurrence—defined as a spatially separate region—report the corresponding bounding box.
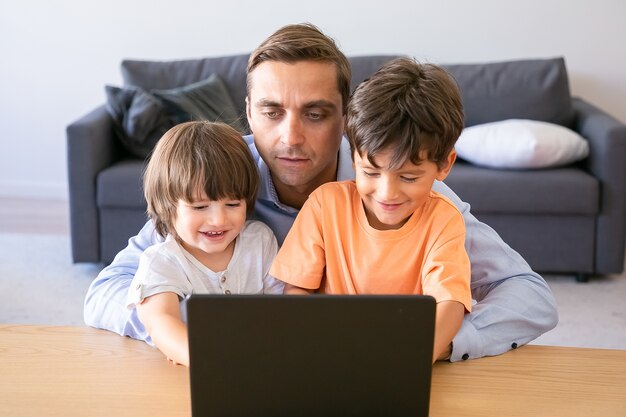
[573,97,626,273]
[66,105,120,263]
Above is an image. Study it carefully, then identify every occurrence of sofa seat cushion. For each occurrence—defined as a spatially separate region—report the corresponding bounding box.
[97,160,147,208]
[95,159,600,216]
[445,162,599,215]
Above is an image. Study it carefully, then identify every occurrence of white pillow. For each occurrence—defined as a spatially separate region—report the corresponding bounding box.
[455,119,589,169]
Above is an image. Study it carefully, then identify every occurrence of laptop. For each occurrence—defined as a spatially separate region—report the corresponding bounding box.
[186,294,436,417]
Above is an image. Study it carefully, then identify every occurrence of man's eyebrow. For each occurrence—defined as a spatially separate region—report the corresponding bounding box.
[254,98,282,108]
[253,99,338,110]
[303,100,337,110]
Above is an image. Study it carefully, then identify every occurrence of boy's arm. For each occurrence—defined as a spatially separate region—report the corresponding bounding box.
[83,220,162,341]
[136,292,189,367]
[270,190,326,294]
[433,300,464,363]
[433,181,558,361]
[283,283,313,295]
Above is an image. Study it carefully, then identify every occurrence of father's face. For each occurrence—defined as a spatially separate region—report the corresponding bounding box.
[246,61,345,201]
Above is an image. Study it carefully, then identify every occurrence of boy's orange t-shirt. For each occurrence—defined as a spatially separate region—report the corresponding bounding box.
[270,181,472,311]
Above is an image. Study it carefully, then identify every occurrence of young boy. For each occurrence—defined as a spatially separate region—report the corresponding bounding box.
[127,121,283,366]
[270,57,472,362]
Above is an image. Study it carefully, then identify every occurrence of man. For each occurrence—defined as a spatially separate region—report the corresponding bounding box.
[84,23,558,362]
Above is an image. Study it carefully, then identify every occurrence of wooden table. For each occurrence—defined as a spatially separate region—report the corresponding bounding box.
[1,324,625,416]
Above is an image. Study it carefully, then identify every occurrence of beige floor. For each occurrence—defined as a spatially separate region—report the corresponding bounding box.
[0,197,69,235]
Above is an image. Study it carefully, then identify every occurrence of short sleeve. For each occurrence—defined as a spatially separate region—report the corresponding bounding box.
[269,190,327,290]
[421,209,472,312]
[126,241,193,308]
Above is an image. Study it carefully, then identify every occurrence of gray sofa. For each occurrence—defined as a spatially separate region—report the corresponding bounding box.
[67,54,626,281]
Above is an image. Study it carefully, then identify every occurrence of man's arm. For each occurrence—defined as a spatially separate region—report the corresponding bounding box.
[432,181,559,361]
[83,220,162,341]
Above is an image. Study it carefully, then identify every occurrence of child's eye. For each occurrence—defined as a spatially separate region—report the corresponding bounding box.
[225,201,242,208]
[400,176,418,183]
[362,170,378,177]
[192,205,208,210]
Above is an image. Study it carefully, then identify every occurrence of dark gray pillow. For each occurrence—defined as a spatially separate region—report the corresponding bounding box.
[105,74,245,158]
[105,85,174,158]
[152,73,246,133]
[121,54,250,115]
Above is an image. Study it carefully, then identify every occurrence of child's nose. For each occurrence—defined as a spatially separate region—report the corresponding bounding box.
[207,206,227,225]
[377,178,399,201]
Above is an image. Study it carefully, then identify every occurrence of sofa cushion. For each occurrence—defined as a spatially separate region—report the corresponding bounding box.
[445,162,599,215]
[455,119,589,169]
[106,74,245,158]
[97,160,146,208]
[348,55,402,91]
[105,85,173,159]
[443,57,575,128]
[121,54,405,114]
[121,55,574,129]
[121,54,251,115]
[152,73,246,133]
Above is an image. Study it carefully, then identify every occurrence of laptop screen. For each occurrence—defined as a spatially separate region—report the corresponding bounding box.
[187,294,435,417]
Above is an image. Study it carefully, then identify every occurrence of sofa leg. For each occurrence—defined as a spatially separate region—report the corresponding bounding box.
[575,273,589,283]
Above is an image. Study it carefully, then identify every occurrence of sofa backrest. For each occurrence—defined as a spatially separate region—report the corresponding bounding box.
[443,57,575,128]
[122,54,251,115]
[120,54,574,129]
[121,54,404,116]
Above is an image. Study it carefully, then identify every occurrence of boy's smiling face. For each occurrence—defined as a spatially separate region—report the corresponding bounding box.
[353,148,456,230]
[173,194,247,270]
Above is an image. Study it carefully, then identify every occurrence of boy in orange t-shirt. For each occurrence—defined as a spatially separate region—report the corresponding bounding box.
[270,57,471,362]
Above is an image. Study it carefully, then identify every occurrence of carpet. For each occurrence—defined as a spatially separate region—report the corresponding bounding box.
[0,233,102,326]
[531,273,626,350]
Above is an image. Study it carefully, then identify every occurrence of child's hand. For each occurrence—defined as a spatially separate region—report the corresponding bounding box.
[166,356,188,367]
[137,293,190,367]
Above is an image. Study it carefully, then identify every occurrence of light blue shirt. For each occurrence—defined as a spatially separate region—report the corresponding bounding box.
[84,135,558,362]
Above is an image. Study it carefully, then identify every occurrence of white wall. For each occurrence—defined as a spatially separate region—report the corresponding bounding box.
[1,0,625,200]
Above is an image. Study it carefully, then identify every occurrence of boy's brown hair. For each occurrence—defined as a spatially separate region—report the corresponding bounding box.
[346,57,464,169]
[247,22,352,114]
[143,121,258,238]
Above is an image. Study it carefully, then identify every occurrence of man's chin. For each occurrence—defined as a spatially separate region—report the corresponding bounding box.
[273,173,312,188]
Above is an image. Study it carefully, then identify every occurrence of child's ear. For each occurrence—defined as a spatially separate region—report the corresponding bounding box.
[435,149,457,181]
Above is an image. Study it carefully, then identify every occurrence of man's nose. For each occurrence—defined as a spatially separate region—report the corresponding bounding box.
[280,114,305,146]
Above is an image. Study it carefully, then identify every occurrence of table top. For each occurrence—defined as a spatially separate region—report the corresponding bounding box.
[1,324,625,417]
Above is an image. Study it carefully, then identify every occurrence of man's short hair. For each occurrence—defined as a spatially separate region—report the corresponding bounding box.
[247,23,351,114]
[143,121,259,238]
[346,57,464,169]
